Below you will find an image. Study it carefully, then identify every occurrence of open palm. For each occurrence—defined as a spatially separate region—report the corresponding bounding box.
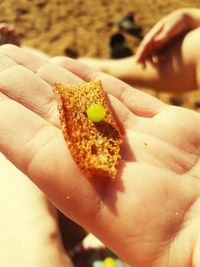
[0,45,200,267]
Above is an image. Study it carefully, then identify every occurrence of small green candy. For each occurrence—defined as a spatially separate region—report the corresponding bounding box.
[87,103,106,122]
[103,257,116,267]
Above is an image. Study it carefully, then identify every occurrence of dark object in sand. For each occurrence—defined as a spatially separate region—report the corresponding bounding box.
[109,32,125,48]
[109,33,133,59]
[194,101,200,109]
[64,47,78,58]
[116,12,143,39]
[169,96,183,106]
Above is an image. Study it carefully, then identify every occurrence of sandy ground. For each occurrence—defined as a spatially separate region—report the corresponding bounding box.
[1,0,200,110]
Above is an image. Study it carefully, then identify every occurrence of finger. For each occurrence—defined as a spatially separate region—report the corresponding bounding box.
[0,44,48,72]
[0,52,17,71]
[153,23,177,47]
[0,63,59,127]
[154,27,170,42]
[135,22,164,62]
[36,62,137,126]
[108,94,138,130]
[154,22,182,45]
[37,62,83,85]
[0,91,104,226]
[0,49,136,129]
[51,57,166,117]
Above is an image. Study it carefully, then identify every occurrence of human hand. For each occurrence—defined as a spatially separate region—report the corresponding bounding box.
[0,45,200,267]
[135,9,192,63]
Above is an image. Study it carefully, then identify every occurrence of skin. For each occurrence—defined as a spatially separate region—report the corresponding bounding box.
[0,45,200,267]
[0,154,73,267]
[135,8,200,63]
[79,8,200,93]
[0,25,74,267]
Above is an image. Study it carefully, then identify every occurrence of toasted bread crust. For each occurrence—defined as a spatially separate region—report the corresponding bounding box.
[53,80,123,179]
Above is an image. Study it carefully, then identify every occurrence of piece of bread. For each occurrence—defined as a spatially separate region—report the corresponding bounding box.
[53,80,123,179]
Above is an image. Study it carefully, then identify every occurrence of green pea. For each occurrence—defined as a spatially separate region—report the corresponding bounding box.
[103,257,116,267]
[87,104,106,122]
